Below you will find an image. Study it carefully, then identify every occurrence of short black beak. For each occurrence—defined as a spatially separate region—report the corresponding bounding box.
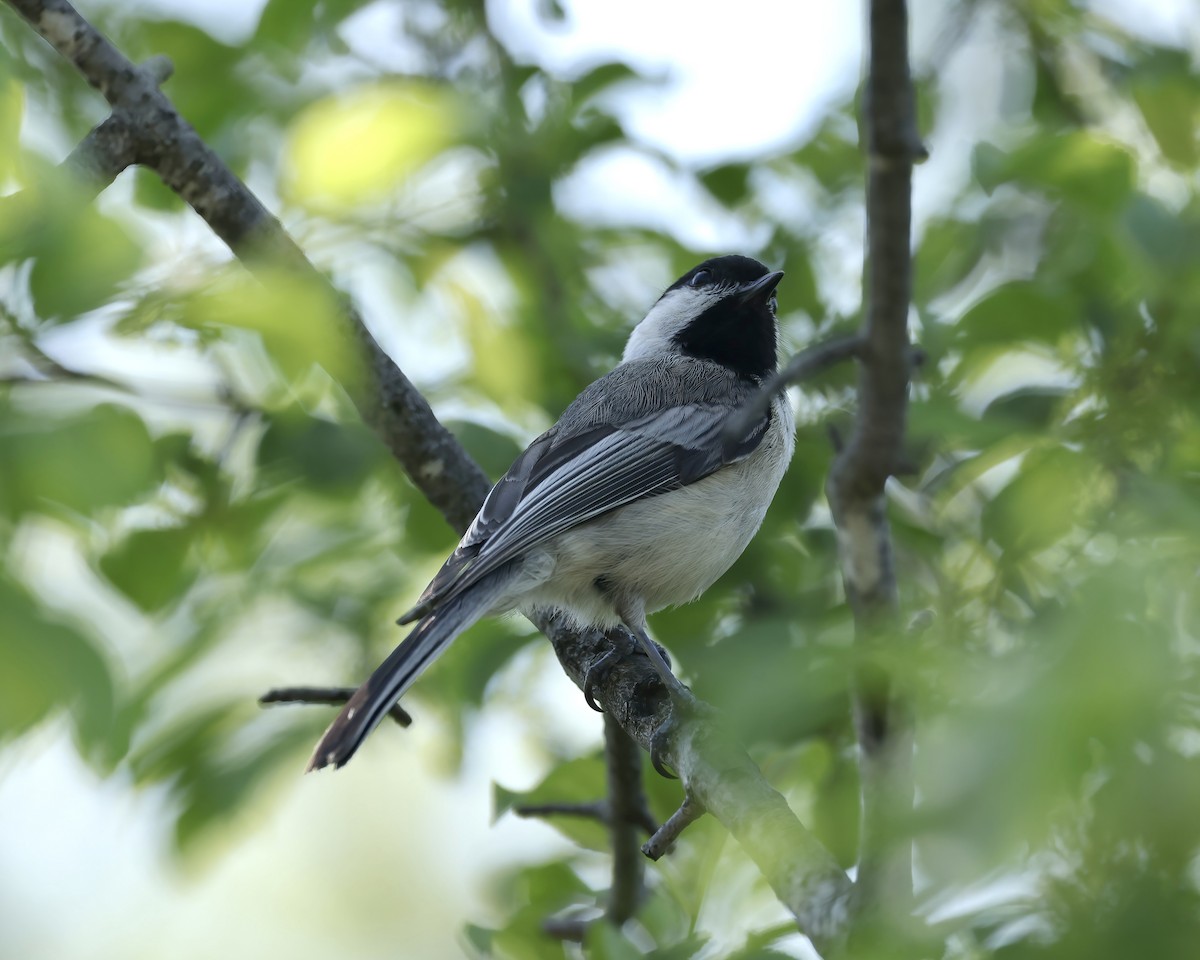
[736,270,784,305]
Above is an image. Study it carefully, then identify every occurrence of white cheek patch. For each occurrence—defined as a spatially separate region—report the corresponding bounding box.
[622,287,722,362]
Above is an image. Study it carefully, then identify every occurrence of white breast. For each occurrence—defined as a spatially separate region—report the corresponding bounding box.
[524,395,796,626]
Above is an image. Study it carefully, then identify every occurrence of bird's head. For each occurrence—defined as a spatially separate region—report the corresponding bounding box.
[623,255,784,381]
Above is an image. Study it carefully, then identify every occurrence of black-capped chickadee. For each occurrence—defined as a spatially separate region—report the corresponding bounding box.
[309,255,795,771]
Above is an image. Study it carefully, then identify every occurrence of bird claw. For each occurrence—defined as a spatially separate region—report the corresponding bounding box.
[650,724,678,780]
[582,627,699,781]
[583,632,634,711]
[583,679,605,713]
[582,632,673,712]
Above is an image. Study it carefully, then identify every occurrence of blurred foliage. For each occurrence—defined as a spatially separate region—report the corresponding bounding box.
[2,0,1200,958]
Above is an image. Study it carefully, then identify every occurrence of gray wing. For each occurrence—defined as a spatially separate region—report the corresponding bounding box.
[400,358,769,621]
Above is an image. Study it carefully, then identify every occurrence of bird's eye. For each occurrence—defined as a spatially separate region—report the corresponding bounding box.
[688,270,712,288]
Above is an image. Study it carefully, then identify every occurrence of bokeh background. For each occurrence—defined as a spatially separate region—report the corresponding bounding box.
[2,0,1199,958]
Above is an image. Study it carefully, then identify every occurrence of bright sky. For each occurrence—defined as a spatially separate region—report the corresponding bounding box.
[124,0,864,165]
[488,0,862,163]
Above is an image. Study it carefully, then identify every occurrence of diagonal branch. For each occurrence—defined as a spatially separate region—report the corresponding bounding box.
[4,0,857,950]
[722,333,863,455]
[642,791,705,861]
[826,0,921,925]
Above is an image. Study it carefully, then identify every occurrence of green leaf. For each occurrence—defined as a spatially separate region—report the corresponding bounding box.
[257,413,381,494]
[28,207,142,319]
[98,525,197,613]
[254,0,323,50]
[132,167,185,213]
[1123,193,1200,273]
[635,888,699,954]
[495,754,608,851]
[982,386,1070,430]
[792,112,861,193]
[778,245,821,318]
[916,218,985,304]
[956,281,1079,346]
[1129,50,1200,168]
[810,740,861,868]
[0,75,24,181]
[284,81,467,209]
[700,163,751,205]
[129,705,236,784]
[0,404,160,518]
[571,62,639,105]
[0,578,114,753]
[535,0,568,24]
[179,269,360,388]
[462,923,495,958]
[724,949,793,960]
[688,619,848,744]
[0,169,144,322]
[174,727,313,850]
[587,924,648,959]
[490,862,589,960]
[973,132,1136,213]
[102,618,228,771]
[971,141,1009,195]
[982,446,1107,559]
[254,0,372,52]
[646,938,710,960]
[135,21,248,139]
[411,617,533,731]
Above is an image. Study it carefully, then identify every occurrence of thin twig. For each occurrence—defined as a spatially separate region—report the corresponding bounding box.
[641,792,705,861]
[723,334,863,451]
[512,800,608,821]
[259,687,413,728]
[0,303,239,409]
[542,916,591,942]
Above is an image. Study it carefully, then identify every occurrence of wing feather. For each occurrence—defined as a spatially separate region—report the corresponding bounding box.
[402,357,772,619]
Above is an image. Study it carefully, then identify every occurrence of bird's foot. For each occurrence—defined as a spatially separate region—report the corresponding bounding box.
[582,630,672,712]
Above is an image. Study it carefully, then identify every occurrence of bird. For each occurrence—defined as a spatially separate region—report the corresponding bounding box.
[308,255,796,772]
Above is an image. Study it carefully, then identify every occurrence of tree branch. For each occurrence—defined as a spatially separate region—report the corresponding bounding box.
[4,0,856,950]
[259,686,413,728]
[642,791,705,861]
[538,605,853,950]
[826,0,921,925]
[723,334,863,452]
[603,714,648,924]
[512,719,653,928]
[0,302,242,411]
[512,800,608,821]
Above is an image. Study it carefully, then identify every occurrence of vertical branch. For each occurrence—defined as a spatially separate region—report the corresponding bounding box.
[826,0,921,925]
[603,714,651,924]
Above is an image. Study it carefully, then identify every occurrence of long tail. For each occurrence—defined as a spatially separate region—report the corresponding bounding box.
[307,569,513,771]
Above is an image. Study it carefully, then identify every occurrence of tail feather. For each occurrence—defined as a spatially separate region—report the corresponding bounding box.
[307,570,512,771]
